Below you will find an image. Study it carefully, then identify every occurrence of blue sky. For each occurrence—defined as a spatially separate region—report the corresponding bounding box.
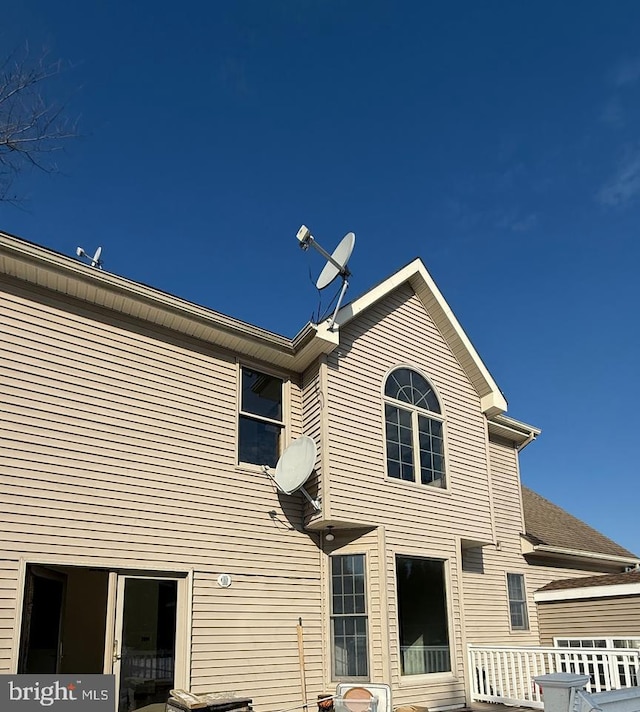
[3,1,640,554]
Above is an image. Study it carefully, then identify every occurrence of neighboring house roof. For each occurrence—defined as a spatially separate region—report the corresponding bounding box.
[522,486,639,565]
[539,570,640,592]
[534,569,640,602]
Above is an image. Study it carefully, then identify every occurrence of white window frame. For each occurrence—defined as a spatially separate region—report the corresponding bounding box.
[394,554,453,678]
[237,364,286,468]
[329,553,369,682]
[555,637,640,649]
[506,572,529,631]
[383,367,447,489]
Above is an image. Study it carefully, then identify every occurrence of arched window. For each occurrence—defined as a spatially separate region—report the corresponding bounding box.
[384,368,445,488]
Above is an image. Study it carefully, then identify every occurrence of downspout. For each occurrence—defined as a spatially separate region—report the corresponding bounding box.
[516,432,536,452]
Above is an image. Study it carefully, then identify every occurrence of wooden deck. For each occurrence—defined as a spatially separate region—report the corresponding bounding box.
[469,703,536,712]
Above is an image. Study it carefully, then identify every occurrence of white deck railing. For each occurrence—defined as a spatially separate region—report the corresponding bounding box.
[401,645,450,675]
[468,645,640,709]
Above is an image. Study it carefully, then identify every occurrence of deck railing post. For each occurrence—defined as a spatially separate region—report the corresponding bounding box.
[533,673,590,712]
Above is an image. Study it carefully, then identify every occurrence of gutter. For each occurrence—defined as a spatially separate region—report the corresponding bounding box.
[488,413,541,449]
[1,230,338,371]
[521,539,640,567]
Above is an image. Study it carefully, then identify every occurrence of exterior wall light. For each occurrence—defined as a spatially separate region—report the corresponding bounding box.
[325,526,335,542]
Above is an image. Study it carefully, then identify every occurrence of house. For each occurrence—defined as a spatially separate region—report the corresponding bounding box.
[535,569,640,647]
[0,229,637,712]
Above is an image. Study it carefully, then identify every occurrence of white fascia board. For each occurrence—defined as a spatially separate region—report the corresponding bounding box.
[0,231,338,372]
[521,539,640,567]
[535,583,640,603]
[491,413,541,438]
[331,258,507,415]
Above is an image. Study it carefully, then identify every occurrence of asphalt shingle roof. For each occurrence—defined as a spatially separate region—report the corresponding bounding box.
[521,486,638,560]
[537,569,640,592]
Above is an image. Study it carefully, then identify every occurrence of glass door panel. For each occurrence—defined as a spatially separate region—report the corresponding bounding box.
[115,577,178,712]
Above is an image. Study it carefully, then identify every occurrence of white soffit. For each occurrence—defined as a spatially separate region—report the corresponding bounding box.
[0,231,337,371]
[325,258,508,416]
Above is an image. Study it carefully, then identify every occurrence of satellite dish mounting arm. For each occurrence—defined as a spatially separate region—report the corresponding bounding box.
[297,225,355,330]
[262,464,322,512]
[297,226,351,279]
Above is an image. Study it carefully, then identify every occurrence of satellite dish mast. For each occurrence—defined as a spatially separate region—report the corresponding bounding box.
[76,246,103,269]
[297,225,355,330]
[263,435,321,512]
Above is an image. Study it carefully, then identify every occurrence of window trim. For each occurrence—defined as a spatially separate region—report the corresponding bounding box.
[554,637,640,649]
[329,552,370,682]
[394,552,454,680]
[506,572,530,632]
[236,363,289,469]
[382,365,448,490]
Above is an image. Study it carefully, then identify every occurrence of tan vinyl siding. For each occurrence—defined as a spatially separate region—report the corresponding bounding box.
[191,570,322,705]
[290,375,304,439]
[462,438,539,644]
[0,279,322,712]
[323,284,491,708]
[326,284,493,542]
[386,538,467,710]
[0,560,19,673]
[462,438,615,648]
[537,596,640,646]
[302,362,323,519]
[325,529,383,684]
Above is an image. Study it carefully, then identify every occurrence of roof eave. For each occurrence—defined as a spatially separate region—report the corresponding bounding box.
[488,413,541,447]
[330,258,507,416]
[534,581,640,603]
[0,231,338,372]
[521,538,640,568]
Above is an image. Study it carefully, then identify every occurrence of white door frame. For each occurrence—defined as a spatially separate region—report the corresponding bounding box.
[111,573,189,704]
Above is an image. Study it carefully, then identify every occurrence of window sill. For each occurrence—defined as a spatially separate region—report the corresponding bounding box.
[398,671,457,687]
[384,477,452,495]
[235,462,271,475]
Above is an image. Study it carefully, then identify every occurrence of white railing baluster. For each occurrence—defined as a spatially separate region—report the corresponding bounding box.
[467,645,640,709]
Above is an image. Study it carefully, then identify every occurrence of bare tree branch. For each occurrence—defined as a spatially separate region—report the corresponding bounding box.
[0,44,78,203]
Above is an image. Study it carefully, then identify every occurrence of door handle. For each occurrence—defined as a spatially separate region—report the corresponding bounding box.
[112,640,121,663]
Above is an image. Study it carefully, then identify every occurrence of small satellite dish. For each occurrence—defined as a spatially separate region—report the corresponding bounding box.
[76,245,103,269]
[296,225,356,329]
[264,435,321,511]
[274,435,316,495]
[316,232,355,290]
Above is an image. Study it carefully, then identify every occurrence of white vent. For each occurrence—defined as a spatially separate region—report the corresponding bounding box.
[335,683,392,712]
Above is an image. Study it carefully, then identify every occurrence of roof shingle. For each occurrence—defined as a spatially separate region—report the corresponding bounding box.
[522,486,637,560]
[537,569,640,592]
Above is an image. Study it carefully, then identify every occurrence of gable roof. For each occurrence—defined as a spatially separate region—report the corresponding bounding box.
[522,486,639,565]
[322,257,508,416]
[534,569,640,602]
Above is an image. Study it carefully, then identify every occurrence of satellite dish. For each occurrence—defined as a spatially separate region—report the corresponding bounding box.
[316,232,355,290]
[264,435,321,511]
[274,435,316,494]
[76,245,103,269]
[296,225,356,329]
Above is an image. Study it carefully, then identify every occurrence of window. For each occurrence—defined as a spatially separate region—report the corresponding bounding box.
[331,554,368,679]
[555,639,640,687]
[396,556,451,675]
[507,573,529,630]
[384,368,445,487]
[238,368,283,467]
